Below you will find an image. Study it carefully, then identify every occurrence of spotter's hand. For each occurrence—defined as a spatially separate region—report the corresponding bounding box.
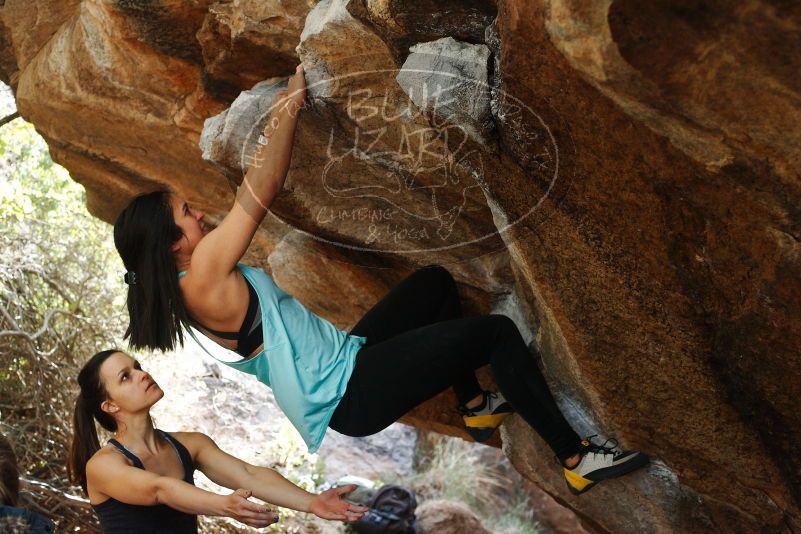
[309,484,369,522]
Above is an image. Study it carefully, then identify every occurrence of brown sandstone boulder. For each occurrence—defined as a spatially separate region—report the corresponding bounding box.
[1,0,799,532]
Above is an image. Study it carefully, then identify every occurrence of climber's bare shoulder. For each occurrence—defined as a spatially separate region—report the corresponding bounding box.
[191,202,266,282]
[179,265,249,331]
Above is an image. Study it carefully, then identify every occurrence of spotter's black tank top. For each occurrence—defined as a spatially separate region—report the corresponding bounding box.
[90,430,198,533]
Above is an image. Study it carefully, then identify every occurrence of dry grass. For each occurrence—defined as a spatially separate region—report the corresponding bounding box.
[382,432,540,534]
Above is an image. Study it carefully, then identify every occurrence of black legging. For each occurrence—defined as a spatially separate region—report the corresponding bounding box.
[328,264,582,462]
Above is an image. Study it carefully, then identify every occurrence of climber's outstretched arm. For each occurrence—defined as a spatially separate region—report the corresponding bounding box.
[192,65,307,280]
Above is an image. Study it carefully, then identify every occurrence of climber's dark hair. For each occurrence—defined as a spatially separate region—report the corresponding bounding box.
[68,349,120,493]
[0,433,19,506]
[113,189,189,351]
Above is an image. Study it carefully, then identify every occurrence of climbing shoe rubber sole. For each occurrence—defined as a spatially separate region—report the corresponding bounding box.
[462,412,513,442]
[564,451,650,496]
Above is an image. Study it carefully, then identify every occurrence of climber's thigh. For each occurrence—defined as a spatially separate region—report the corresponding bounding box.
[349,264,460,345]
[330,316,504,437]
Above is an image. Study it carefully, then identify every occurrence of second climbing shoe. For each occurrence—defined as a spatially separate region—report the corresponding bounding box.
[563,435,649,495]
[459,391,515,442]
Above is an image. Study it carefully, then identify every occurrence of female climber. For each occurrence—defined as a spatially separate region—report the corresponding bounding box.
[68,349,368,532]
[112,64,649,495]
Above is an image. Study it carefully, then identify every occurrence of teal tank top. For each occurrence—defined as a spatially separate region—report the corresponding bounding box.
[178,264,367,452]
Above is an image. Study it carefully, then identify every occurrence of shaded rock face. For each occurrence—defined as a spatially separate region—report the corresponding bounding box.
[1,1,800,532]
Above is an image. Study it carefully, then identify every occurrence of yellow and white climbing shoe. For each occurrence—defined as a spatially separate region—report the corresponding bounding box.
[459,391,514,442]
[563,436,649,495]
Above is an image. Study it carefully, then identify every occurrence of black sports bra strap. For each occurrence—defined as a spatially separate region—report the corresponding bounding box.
[107,439,144,469]
[186,278,259,343]
[189,318,240,340]
[238,280,260,339]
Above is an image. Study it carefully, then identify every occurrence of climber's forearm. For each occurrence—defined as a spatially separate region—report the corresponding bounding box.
[252,103,301,190]
[187,69,306,281]
[190,101,301,280]
[237,101,300,217]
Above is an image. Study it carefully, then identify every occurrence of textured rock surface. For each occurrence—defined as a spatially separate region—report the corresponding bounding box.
[396,36,494,144]
[2,0,800,532]
[416,500,491,534]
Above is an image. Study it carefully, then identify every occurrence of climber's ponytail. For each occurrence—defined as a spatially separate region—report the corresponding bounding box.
[113,189,190,351]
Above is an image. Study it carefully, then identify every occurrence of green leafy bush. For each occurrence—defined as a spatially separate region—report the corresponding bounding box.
[0,93,126,530]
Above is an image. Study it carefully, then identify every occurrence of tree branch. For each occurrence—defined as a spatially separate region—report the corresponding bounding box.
[20,476,91,509]
[0,111,20,128]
